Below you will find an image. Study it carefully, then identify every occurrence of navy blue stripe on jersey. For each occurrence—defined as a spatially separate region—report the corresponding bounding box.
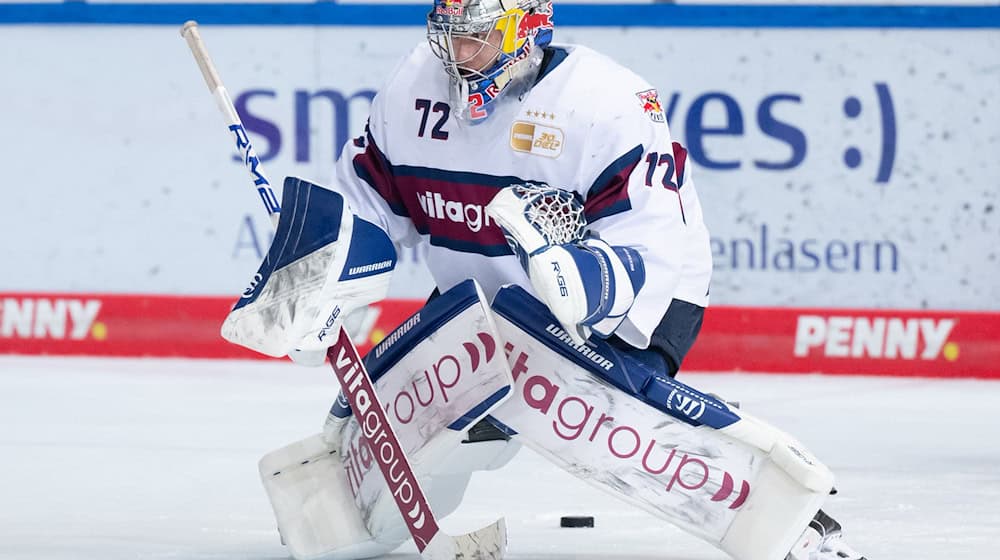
[431,237,511,256]
[352,130,409,218]
[394,165,529,189]
[535,47,571,86]
[584,144,643,223]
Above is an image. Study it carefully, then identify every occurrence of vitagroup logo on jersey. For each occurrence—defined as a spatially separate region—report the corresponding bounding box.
[794,315,958,361]
[416,191,495,233]
[510,121,564,158]
[0,298,104,341]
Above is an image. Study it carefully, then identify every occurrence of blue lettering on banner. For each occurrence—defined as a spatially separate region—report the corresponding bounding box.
[755,94,807,171]
[682,92,745,171]
[234,83,895,183]
[232,215,273,260]
[233,89,281,162]
[665,84,894,182]
[234,88,376,165]
[710,223,900,273]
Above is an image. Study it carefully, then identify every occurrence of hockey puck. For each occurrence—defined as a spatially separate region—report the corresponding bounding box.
[560,516,594,528]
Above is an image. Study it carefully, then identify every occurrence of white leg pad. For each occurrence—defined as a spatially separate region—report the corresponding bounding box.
[488,285,835,560]
[259,434,394,560]
[717,449,831,560]
[259,433,521,560]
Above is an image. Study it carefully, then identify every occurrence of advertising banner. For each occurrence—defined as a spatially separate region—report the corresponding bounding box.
[3,294,997,379]
[1,4,996,375]
[0,293,423,359]
[2,21,997,309]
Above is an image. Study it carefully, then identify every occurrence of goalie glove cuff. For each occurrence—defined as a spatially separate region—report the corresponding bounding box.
[528,238,645,343]
[579,239,646,338]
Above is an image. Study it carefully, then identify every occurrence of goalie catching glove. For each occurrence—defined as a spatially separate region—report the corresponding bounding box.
[486,184,645,344]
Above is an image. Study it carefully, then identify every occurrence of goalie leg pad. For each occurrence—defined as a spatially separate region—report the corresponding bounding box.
[488,285,834,560]
[329,279,517,538]
[262,280,518,559]
[259,433,519,560]
[259,434,393,560]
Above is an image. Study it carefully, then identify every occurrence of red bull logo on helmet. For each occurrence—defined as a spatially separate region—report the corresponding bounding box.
[516,7,554,40]
[497,3,554,54]
[436,0,463,17]
[636,89,666,123]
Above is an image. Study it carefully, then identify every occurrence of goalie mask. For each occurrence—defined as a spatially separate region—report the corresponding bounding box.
[427,0,554,122]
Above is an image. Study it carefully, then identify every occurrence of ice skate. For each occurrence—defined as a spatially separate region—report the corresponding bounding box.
[787,510,867,560]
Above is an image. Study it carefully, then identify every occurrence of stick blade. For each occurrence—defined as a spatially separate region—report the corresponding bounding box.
[422,517,507,560]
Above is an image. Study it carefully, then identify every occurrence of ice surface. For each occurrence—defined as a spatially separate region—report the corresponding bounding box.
[1,356,998,559]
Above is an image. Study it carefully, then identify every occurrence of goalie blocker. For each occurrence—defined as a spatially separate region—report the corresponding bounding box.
[221,176,397,359]
[260,280,834,560]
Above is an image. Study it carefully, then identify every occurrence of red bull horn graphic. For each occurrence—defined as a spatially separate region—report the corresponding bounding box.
[636,88,666,123]
[517,9,554,40]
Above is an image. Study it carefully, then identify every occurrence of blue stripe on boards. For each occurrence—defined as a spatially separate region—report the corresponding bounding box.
[0,3,428,25]
[1,4,998,28]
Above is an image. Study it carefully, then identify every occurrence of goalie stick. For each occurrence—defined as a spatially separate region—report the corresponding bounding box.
[179,20,507,560]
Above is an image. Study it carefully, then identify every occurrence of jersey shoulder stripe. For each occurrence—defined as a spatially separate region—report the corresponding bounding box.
[584,144,643,223]
[533,45,571,86]
[352,129,409,218]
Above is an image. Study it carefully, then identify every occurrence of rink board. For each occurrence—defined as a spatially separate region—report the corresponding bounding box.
[1,7,997,311]
[1,293,997,379]
[1,4,997,378]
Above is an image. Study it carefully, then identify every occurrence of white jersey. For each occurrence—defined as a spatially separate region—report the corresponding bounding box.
[330,42,712,349]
